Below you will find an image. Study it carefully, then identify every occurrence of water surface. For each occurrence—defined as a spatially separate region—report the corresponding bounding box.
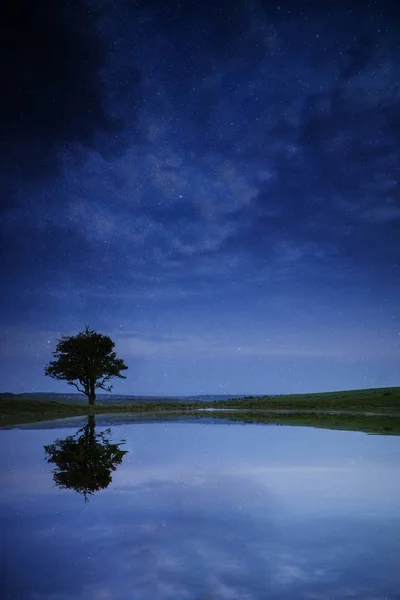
[1,419,400,599]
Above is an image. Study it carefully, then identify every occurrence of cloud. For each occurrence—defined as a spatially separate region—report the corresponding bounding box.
[339,36,376,82]
[113,326,400,362]
[2,0,399,296]
[0,0,141,203]
[358,205,400,224]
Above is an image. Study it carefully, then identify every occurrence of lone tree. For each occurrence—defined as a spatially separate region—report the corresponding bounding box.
[45,326,128,405]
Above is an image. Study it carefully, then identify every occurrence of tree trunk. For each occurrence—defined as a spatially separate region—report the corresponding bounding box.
[88,414,96,444]
[84,414,96,446]
[88,380,96,406]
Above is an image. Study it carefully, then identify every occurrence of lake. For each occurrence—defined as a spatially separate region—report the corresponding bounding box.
[1,418,400,599]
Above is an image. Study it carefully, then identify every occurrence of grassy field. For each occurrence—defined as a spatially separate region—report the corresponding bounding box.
[211,386,400,410]
[1,387,400,434]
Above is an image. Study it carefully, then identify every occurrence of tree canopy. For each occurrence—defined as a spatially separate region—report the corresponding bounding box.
[45,326,128,404]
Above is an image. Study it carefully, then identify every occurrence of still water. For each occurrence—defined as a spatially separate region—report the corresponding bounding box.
[1,418,400,599]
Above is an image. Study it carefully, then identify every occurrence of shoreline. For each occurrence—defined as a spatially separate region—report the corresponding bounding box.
[1,387,400,434]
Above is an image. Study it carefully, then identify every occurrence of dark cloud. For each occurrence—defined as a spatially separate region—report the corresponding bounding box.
[339,37,376,82]
[0,0,141,203]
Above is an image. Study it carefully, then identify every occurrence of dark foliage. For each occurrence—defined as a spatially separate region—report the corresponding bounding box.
[45,326,128,405]
[44,415,128,501]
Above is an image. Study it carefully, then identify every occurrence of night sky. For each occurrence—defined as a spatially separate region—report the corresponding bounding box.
[1,0,399,396]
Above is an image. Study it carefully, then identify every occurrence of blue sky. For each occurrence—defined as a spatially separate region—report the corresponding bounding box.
[1,0,399,395]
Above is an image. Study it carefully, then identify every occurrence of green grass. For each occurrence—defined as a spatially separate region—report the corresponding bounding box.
[1,386,400,434]
[211,386,400,411]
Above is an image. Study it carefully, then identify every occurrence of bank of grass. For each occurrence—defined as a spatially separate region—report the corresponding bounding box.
[211,386,400,411]
[201,410,400,435]
[0,398,193,427]
[206,386,400,435]
[1,386,400,434]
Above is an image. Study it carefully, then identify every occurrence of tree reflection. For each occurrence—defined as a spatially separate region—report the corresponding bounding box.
[44,415,128,501]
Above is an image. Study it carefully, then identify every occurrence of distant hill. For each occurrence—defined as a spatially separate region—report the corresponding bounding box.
[4,387,397,406]
[3,392,250,405]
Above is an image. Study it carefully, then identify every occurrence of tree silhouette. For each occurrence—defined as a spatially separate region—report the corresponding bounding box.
[44,415,128,501]
[45,325,128,405]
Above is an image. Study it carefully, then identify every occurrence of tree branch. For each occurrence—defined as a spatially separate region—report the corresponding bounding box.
[95,375,112,390]
[69,381,86,395]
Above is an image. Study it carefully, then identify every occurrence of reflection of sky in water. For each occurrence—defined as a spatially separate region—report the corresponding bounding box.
[1,422,400,599]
